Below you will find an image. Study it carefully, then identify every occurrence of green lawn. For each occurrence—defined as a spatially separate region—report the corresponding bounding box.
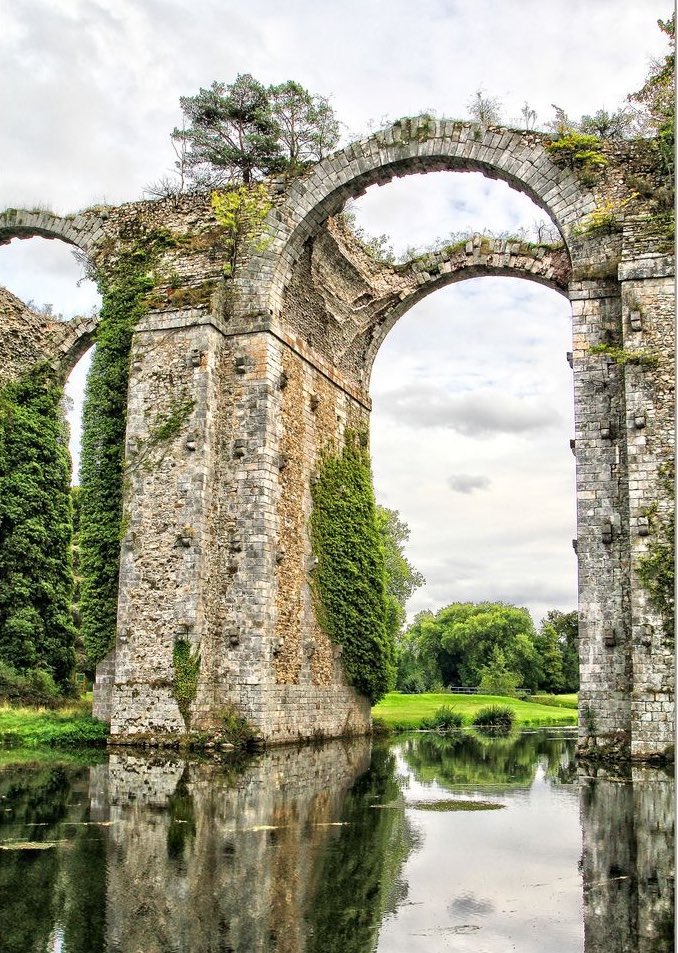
[372,692,578,729]
[528,693,579,710]
[0,701,108,748]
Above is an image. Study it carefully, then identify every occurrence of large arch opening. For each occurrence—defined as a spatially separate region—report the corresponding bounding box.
[306,161,582,700]
[370,276,576,625]
[345,170,576,625]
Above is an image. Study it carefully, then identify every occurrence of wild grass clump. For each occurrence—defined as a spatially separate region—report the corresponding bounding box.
[421,705,464,732]
[218,705,257,747]
[0,704,108,748]
[472,705,515,735]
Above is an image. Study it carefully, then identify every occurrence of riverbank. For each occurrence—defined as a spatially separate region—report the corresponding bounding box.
[0,701,108,748]
[372,692,578,730]
[0,690,577,749]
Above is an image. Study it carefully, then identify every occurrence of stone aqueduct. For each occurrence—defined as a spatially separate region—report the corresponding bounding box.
[0,119,674,758]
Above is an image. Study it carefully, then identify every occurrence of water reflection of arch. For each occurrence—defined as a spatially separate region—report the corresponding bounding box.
[1,741,674,952]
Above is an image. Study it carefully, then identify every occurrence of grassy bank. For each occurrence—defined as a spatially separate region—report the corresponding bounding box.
[0,700,108,748]
[372,692,578,730]
[528,693,578,709]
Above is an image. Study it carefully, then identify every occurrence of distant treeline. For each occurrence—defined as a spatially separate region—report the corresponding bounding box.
[396,603,578,696]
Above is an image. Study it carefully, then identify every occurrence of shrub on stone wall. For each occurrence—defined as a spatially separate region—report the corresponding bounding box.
[172,639,200,727]
[310,431,394,703]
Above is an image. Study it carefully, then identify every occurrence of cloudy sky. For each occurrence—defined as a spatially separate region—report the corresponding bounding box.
[0,0,670,623]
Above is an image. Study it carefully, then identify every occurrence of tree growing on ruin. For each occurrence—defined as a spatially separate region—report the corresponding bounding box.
[269,80,340,169]
[173,74,283,188]
[628,13,675,178]
[171,74,340,190]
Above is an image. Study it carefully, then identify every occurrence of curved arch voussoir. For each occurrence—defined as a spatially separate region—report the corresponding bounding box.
[0,207,104,255]
[238,119,595,319]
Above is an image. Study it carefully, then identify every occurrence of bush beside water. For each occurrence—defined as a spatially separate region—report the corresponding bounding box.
[472,705,516,734]
[421,705,464,732]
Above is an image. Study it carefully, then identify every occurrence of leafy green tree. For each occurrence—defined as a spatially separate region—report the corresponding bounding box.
[397,602,539,692]
[376,506,424,639]
[268,80,340,168]
[533,619,565,693]
[0,367,75,687]
[437,602,538,689]
[478,646,522,697]
[173,74,283,188]
[539,610,578,692]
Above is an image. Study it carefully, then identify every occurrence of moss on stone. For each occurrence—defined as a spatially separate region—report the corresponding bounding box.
[172,639,200,726]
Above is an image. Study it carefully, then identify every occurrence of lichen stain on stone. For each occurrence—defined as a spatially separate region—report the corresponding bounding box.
[274,350,306,684]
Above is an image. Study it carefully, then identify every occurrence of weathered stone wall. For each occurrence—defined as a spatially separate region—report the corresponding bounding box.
[618,256,675,757]
[111,312,224,736]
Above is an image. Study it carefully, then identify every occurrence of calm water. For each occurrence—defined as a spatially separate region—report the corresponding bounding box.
[0,729,673,953]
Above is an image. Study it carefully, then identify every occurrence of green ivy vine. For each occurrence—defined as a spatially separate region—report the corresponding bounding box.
[0,364,75,687]
[78,241,158,670]
[310,431,394,703]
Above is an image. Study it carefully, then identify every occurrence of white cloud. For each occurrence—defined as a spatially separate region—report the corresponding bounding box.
[448,474,491,494]
[377,385,561,436]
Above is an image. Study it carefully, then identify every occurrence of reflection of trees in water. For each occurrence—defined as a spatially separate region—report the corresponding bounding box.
[400,730,576,790]
[305,744,417,953]
[0,761,107,953]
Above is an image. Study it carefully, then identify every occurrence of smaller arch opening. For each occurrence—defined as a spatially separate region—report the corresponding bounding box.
[0,236,101,482]
[347,170,561,264]
[0,235,100,320]
[64,346,95,483]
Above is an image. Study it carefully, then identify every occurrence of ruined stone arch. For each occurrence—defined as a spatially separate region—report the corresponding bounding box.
[0,120,671,759]
[0,219,101,384]
[236,118,594,321]
[0,208,103,255]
